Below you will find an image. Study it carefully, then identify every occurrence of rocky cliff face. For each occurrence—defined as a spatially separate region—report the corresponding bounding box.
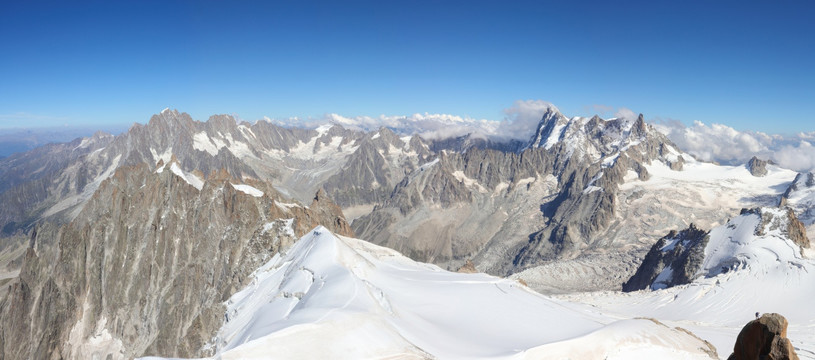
[352,146,559,273]
[0,162,351,359]
[320,128,433,207]
[0,132,114,234]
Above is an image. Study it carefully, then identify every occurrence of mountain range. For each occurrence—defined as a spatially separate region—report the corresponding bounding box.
[0,105,813,359]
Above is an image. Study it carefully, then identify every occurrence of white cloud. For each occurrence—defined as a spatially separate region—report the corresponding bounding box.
[497,100,558,141]
[264,99,569,143]
[614,107,638,121]
[653,120,815,172]
[772,141,815,173]
[264,112,501,140]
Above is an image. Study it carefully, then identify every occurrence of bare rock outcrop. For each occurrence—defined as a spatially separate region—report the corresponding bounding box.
[747,156,770,177]
[456,260,478,273]
[728,313,799,360]
[753,207,810,254]
[622,224,709,292]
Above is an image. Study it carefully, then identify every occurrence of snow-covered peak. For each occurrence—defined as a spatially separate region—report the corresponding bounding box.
[523,109,658,167]
[139,227,720,359]
[525,106,570,150]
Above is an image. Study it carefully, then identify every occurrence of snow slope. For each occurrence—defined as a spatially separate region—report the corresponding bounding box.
[565,208,815,359]
[142,226,716,360]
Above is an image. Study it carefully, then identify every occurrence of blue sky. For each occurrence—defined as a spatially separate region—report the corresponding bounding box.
[1,0,813,134]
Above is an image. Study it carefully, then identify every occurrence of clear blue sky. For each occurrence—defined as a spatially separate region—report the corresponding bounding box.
[1,0,813,134]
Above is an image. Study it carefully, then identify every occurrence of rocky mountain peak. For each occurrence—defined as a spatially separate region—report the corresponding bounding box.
[630,114,648,137]
[747,156,770,177]
[525,107,570,150]
[310,188,354,237]
[524,109,670,170]
[622,223,710,292]
[205,114,240,134]
[147,109,195,132]
[313,188,330,202]
[373,126,400,142]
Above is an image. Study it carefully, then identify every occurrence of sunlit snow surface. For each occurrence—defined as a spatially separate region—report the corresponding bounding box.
[564,209,815,359]
[142,226,717,360]
[230,183,264,197]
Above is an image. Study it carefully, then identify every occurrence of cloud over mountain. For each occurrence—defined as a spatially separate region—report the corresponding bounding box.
[263,100,814,173]
[654,120,815,172]
[265,112,502,140]
[264,100,563,143]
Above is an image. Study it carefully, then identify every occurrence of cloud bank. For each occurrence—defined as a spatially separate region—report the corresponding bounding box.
[654,120,815,172]
[495,100,558,141]
[266,113,502,141]
[264,100,814,173]
[265,100,561,142]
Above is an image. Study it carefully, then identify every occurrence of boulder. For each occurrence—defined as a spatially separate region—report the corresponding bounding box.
[728,313,799,360]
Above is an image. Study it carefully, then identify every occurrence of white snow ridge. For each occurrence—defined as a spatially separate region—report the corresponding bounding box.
[142,226,717,360]
[230,183,264,197]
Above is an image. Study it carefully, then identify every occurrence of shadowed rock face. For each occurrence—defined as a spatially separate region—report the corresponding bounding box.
[728,313,799,360]
[622,224,709,292]
[0,164,352,359]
